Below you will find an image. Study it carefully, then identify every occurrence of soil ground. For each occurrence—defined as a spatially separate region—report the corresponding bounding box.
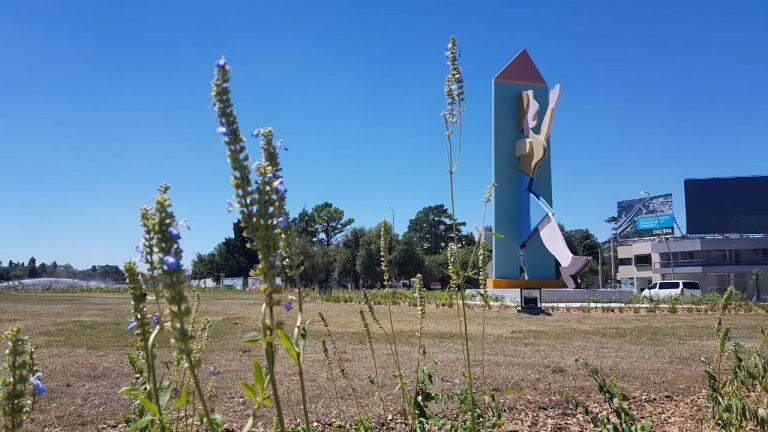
[1,292,764,431]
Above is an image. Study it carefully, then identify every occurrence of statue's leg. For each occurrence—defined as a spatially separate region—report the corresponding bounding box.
[522,176,591,288]
[536,214,591,289]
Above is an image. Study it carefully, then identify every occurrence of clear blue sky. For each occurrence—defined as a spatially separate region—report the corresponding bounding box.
[1,1,767,268]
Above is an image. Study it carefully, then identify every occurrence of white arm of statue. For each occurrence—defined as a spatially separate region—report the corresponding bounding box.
[540,84,561,143]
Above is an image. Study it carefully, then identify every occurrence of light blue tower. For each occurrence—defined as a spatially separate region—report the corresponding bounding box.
[490,49,558,288]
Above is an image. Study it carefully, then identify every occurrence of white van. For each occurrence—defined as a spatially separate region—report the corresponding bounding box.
[640,280,702,299]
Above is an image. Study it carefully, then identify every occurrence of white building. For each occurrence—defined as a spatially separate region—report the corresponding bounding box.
[617,237,768,296]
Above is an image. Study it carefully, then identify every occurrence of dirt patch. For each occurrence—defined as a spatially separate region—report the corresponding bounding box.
[2,292,764,431]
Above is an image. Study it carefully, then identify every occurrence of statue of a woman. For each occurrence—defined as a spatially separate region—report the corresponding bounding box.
[515,84,591,289]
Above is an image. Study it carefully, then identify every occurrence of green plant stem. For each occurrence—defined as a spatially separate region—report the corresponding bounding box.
[262,293,286,432]
[445,99,479,429]
[480,305,487,432]
[387,292,409,421]
[292,273,311,428]
[144,327,165,432]
[411,314,425,430]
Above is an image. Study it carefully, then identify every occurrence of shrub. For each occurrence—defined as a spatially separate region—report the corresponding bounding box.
[560,358,652,431]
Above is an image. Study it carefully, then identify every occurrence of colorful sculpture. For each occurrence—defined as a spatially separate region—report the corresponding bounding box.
[490,49,590,290]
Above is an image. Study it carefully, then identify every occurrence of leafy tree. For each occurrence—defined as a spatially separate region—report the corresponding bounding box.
[356,227,382,287]
[26,257,39,279]
[81,264,125,283]
[423,254,448,289]
[404,204,466,256]
[310,202,355,248]
[561,224,600,260]
[332,245,353,288]
[190,219,259,279]
[393,237,425,281]
[334,227,367,288]
[293,238,334,290]
[292,207,318,241]
[190,252,218,280]
[560,224,601,288]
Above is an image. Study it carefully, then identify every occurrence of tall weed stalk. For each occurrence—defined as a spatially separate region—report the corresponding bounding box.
[212,57,296,431]
[379,220,410,421]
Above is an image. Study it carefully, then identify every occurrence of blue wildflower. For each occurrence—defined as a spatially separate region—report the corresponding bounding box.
[252,160,264,171]
[227,200,239,213]
[282,300,293,312]
[150,313,160,328]
[251,128,262,138]
[277,215,289,229]
[163,255,181,272]
[273,178,287,197]
[168,226,181,240]
[276,139,288,151]
[127,319,138,333]
[135,243,146,261]
[29,372,47,396]
[216,126,229,137]
[215,56,229,70]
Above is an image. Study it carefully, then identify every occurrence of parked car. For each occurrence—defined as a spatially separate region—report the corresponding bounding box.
[640,280,702,299]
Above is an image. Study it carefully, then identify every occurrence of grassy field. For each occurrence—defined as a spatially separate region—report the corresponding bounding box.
[2,292,767,431]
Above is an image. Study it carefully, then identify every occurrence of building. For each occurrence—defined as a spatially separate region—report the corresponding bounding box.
[617,237,768,296]
[616,175,768,297]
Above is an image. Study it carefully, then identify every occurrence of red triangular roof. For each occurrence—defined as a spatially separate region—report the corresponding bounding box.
[493,49,547,85]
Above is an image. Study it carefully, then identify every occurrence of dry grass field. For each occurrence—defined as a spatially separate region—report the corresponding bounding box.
[2,292,767,431]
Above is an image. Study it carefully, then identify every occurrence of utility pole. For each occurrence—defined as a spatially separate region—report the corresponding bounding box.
[388,206,395,289]
[610,237,615,285]
[604,216,618,287]
[598,248,603,289]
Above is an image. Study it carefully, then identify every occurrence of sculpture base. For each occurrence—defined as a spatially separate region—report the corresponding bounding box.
[487,278,564,289]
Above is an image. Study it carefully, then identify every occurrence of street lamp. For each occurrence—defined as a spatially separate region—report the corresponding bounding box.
[640,191,675,279]
[387,206,395,289]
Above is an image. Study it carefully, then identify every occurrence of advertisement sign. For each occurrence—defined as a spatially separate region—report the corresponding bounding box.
[635,214,674,230]
[616,193,674,239]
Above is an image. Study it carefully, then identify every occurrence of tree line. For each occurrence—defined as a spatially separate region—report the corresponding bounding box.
[191,202,483,289]
[0,257,125,283]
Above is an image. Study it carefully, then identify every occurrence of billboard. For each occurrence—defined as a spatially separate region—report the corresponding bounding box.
[685,176,768,234]
[616,193,674,239]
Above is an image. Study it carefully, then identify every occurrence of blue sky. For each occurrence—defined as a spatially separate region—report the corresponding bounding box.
[1,1,766,268]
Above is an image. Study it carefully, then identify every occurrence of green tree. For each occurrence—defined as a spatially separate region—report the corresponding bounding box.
[393,237,425,281]
[294,238,334,290]
[334,227,366,288]
[404,204,466,255]
[561,224,600,260]
[292,207,318,241]
[310,202,355,248]
[423,254,448,289]
[26,257,39,279]
[560,224,601,288]
[189,219,259,279]
[356,227,382,287]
